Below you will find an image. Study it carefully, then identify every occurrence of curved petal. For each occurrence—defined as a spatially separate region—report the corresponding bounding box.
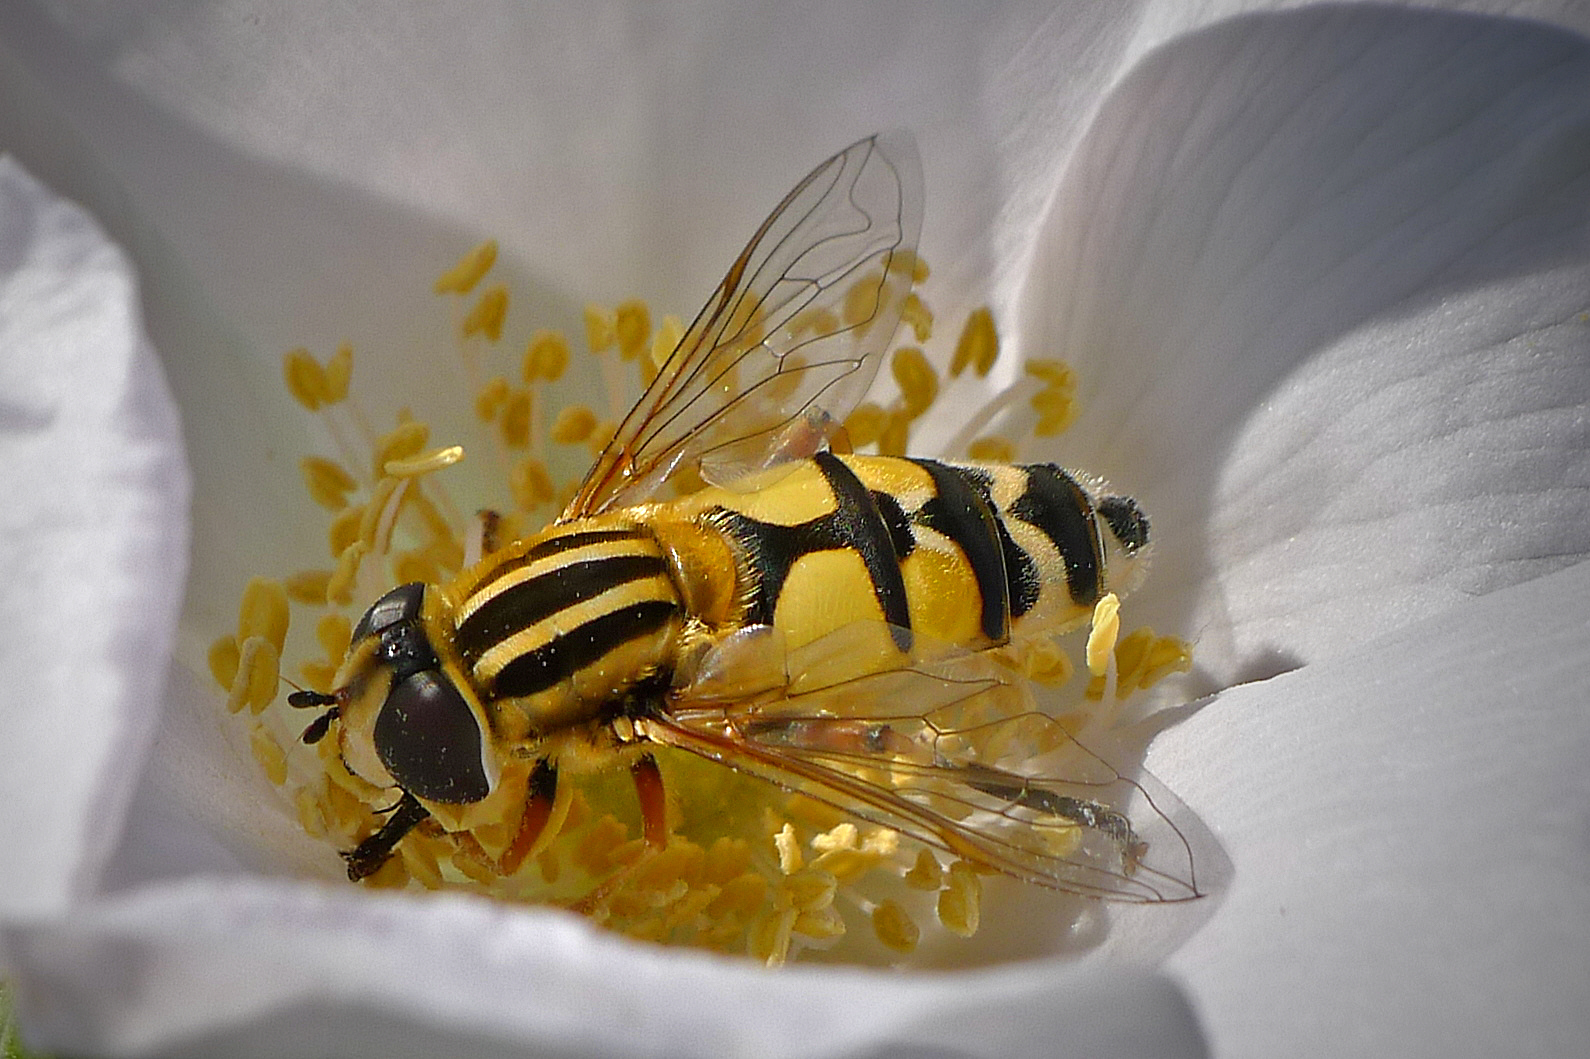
[5,882,1205,1059]
[1020,7,1590,687]
[1154,557,1590,1057]
[0,159,189,918]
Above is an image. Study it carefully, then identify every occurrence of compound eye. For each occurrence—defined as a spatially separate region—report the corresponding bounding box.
[352,582,426,646]
[374,670,491,803]
[1097,496,1150,554]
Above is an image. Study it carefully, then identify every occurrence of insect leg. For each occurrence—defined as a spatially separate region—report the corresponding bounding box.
[630,753,669,851]
[500,759,559,875]
[343,791,430,882]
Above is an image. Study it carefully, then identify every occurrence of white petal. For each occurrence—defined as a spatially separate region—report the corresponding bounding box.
[5,879,1204,1059]
[1020,6,1590,685]
[1153,557,1590,1057]
[0,159,188,917]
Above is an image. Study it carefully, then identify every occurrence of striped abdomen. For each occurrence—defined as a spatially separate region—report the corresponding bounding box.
[683,452,1149,655]
[448,525,682,723]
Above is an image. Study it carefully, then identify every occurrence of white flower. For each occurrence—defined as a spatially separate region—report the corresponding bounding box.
[3,2,1589,1055]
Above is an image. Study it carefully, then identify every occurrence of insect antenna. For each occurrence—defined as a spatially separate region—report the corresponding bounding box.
[284,684,344,744]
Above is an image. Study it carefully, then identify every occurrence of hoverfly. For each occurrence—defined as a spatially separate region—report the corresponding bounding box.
[290,133,1203,906]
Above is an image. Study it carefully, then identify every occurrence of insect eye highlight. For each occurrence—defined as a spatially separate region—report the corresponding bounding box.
[352,581,426,645]
[374,669,491,803]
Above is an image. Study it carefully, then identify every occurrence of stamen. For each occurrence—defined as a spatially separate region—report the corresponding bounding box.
[384,444,465,479]
[434,240,499,295]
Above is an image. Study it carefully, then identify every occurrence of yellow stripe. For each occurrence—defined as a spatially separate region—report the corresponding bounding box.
[456,536,663,626]
[471,573,676,683]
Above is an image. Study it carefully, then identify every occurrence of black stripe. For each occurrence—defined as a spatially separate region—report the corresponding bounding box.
[525,528,649,561]
[816,453,913,651]
[956,466,1040,619]
[491,599,678,698]
[913,460,1010,643]
[455,554,668,661]
[712,455,916,651]
[464,528,651,593]
[1011,465,1101,605]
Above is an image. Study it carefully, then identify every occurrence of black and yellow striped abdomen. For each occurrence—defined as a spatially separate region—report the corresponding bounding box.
[677,452,1150,658]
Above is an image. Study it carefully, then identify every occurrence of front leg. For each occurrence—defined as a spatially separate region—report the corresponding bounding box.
[501,758,560,875]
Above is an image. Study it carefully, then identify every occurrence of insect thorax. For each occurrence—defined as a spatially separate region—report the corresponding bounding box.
[444,517,689,734]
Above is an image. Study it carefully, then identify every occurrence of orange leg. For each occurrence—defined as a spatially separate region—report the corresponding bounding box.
[500,759,558,876]
[630,753,669,851]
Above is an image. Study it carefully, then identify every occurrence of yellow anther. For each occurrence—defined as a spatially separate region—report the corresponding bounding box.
[651,314,684,371]
[900,292,933,342]
[1032,385,1079,437]
[1024,358,1077,389]
[282,348,330,411]
[328,504,364,559]
[323,342,353,404]
[207,634,240,692]
[1086,592,1121,677]
[703,836,753,885]
[583,303,616,353]
[285,569,334,606]
[708,872,768,918]
[750,905,797,967]
[1020,636,1075,686]
[844,402,887,449]
[316,612,353,664]
[356,476,402,550]
[510,457,555,511]
[326,541,369,606]
[937,861,982,937]
[1142,635,1194,688]
[888,249,929,284]
[890,346,938,419]
[793,905,846,941]
[810,822,859,854]
[297,653,337,688]
[950,306,998,377]
[615,299,652,360]
[871,899,920,954]
[300,456,357,510]
[966,435,1016,463]
[227,635,280,715]
[842,270,887,331]
[904,848,942,890]
[550,404,598,445]
[250,724,289,786]
[474,375,510,422]
[433,239,498,295]
[237,577,290,654]
[497,388,532,449]
[808,848,878,883]
[522,330,571,383]
[789,306,840,338]
[385,445,464,479]
[783,869,838,912]
[391,551,440,587]
[774,823,803,874]
[462,284,509,342]
[373,421,430,479]
[878,409,911,456]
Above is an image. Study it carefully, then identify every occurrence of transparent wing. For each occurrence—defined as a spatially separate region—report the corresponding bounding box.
[563,133,922,519]
[644,645,1205,903]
